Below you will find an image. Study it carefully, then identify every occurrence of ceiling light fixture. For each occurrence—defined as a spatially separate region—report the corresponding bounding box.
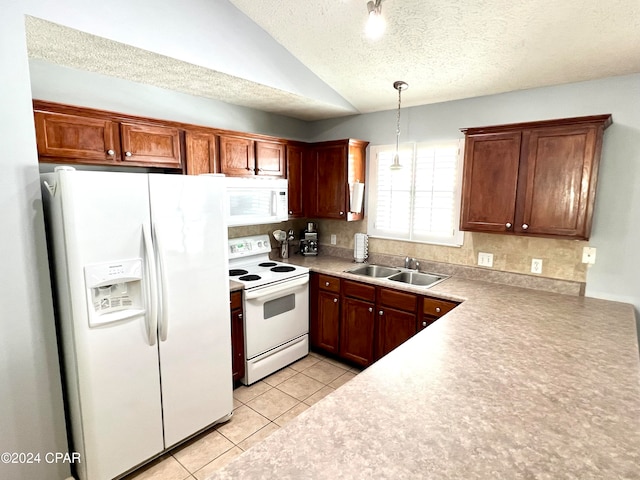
[365,0,385,39]
[390,80,408,171]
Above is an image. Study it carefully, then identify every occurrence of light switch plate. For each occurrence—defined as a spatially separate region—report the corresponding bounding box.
[330,234,337,245]
[582,247,596,264]
[531,258,543,274]
[478,252,493,267]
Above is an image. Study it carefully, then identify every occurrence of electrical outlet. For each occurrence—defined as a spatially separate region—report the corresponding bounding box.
[531,258,543,274]
[582,247,596,264]
[330,234,337,245]
[478,252,493,267]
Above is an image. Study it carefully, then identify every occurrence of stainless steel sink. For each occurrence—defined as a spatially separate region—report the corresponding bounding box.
[345,263,449,289]
[388,271,447,287]
[346,264,402,278]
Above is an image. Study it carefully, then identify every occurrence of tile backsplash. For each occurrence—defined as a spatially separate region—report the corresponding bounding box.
[312,219,589,283]
[228,219,589,284]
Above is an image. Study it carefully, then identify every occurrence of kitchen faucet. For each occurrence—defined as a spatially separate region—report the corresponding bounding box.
[404,256,419,270]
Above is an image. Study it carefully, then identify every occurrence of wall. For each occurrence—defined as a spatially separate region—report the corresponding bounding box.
[30,60,311,141]
[1,1,322,478]
[308,74,640,313]
[0,5,69,480]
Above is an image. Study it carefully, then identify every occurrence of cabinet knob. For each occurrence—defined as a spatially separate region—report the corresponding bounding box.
[238,313,243,319]
[339,211,344,216]
[505,222,512,229]
[435,307,441,313]
[522,223,529,230]
[378,310,384,316]
[325,282,330,287]
[422,321,427,327]
[106,149,115,156]
[368,307,373,313]
[125,151,132,157]
[289,210,293,215]
[333,298,338,303]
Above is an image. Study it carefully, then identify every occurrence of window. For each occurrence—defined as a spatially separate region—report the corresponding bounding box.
[367,141,464,246]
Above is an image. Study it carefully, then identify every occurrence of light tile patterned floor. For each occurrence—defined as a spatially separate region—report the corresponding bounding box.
[123,352,360,480]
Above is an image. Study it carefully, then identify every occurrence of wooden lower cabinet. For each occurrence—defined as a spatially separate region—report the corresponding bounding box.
[419,296,459,332]
[230,291,245,382]
[310,273,460,366]
[311,274,341,355]
[340,297,375,367]
[375,287,418,359]
[377,307,417,358]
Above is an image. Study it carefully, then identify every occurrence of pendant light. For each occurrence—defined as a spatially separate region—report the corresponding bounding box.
[390,80,408,171]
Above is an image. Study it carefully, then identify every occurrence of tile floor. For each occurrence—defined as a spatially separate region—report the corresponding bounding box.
[123,351,360,480]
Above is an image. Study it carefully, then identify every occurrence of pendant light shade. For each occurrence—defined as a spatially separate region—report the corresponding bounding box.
[391,80,408,171]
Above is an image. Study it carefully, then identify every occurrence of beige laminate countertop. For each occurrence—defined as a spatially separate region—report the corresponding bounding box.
[214,256,640,479]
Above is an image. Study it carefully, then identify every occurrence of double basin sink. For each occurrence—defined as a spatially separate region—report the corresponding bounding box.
[344,264,448,289]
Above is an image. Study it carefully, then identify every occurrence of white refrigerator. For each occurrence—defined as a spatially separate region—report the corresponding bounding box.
[41,167,233,480]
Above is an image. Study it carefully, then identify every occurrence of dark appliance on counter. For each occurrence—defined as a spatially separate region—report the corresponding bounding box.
[300,222,318,256]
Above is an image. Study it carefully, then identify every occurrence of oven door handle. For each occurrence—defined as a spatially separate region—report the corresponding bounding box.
[244,275,309,301]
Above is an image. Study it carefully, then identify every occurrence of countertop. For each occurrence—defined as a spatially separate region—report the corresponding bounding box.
[214,256,640,479]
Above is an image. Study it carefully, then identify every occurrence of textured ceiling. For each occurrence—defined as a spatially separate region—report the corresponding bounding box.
[26,1,640,120]
[230,0,640,113]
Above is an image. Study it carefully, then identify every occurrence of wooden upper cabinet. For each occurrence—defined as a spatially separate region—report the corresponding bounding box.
[184,130,218,175]
[517,125,600,237]
[286,144,306,217]
[219,135,287,178]
[34,111,121,164]
[219,135,255,176]
[255,141,285,176]
[460,115,611,240]
[460,132,521,233]
[33,101,183,169]
[308,139,368,221]
[120,122,182,168]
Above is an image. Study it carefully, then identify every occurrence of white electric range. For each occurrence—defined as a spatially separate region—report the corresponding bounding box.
[228,235,309,385]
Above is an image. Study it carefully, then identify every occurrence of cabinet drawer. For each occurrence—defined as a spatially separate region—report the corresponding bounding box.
[230,291,242,310]
[318,274,341,293]
[378,288,417,313]
[342,280,375,302]
[423,297,458,317]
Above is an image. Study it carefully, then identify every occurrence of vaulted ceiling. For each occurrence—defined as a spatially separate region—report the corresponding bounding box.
[26,0,640,121]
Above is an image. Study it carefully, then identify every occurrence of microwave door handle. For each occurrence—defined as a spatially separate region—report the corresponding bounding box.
[271,191,277,216]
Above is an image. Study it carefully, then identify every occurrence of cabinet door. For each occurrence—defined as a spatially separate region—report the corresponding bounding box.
[34,111,120,163]
[185,131,217,175]
[231,308,245,382]
[220,135,255,176]
[340,297,375,367]
[377,307,416,359]
[460,132,521,232]
[315,290,341,354]
[517,125,600,238]
[309,144,347,219]
[286,144,305,217]
[256,141,285,177]
[120,122,182,168]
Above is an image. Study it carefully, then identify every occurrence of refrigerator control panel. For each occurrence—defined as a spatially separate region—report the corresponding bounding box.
[84,259,145,326]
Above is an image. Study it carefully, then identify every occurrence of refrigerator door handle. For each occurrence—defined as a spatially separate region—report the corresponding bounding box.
[153,223,169,342]
[142,223,159,346]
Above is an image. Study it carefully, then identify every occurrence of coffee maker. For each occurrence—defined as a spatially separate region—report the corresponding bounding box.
[300,222,319,256]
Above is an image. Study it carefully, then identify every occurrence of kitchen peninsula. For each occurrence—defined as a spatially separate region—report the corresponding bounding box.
[212,256,639,479]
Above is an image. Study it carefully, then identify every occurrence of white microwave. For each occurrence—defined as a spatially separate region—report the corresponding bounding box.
[226,177,289,227]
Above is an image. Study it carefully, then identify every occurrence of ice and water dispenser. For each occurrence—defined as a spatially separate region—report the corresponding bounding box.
[84,259,145,326]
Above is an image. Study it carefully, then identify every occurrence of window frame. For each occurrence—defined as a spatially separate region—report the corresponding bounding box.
[366,140,465,247]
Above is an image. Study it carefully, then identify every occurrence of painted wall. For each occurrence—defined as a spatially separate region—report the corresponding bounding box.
[308,74,640,314]
[30,59,311,141]
[2,1,327,478]
[0,5,69,480]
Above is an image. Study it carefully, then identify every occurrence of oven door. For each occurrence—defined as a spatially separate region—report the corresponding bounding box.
[243,274,309,359]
